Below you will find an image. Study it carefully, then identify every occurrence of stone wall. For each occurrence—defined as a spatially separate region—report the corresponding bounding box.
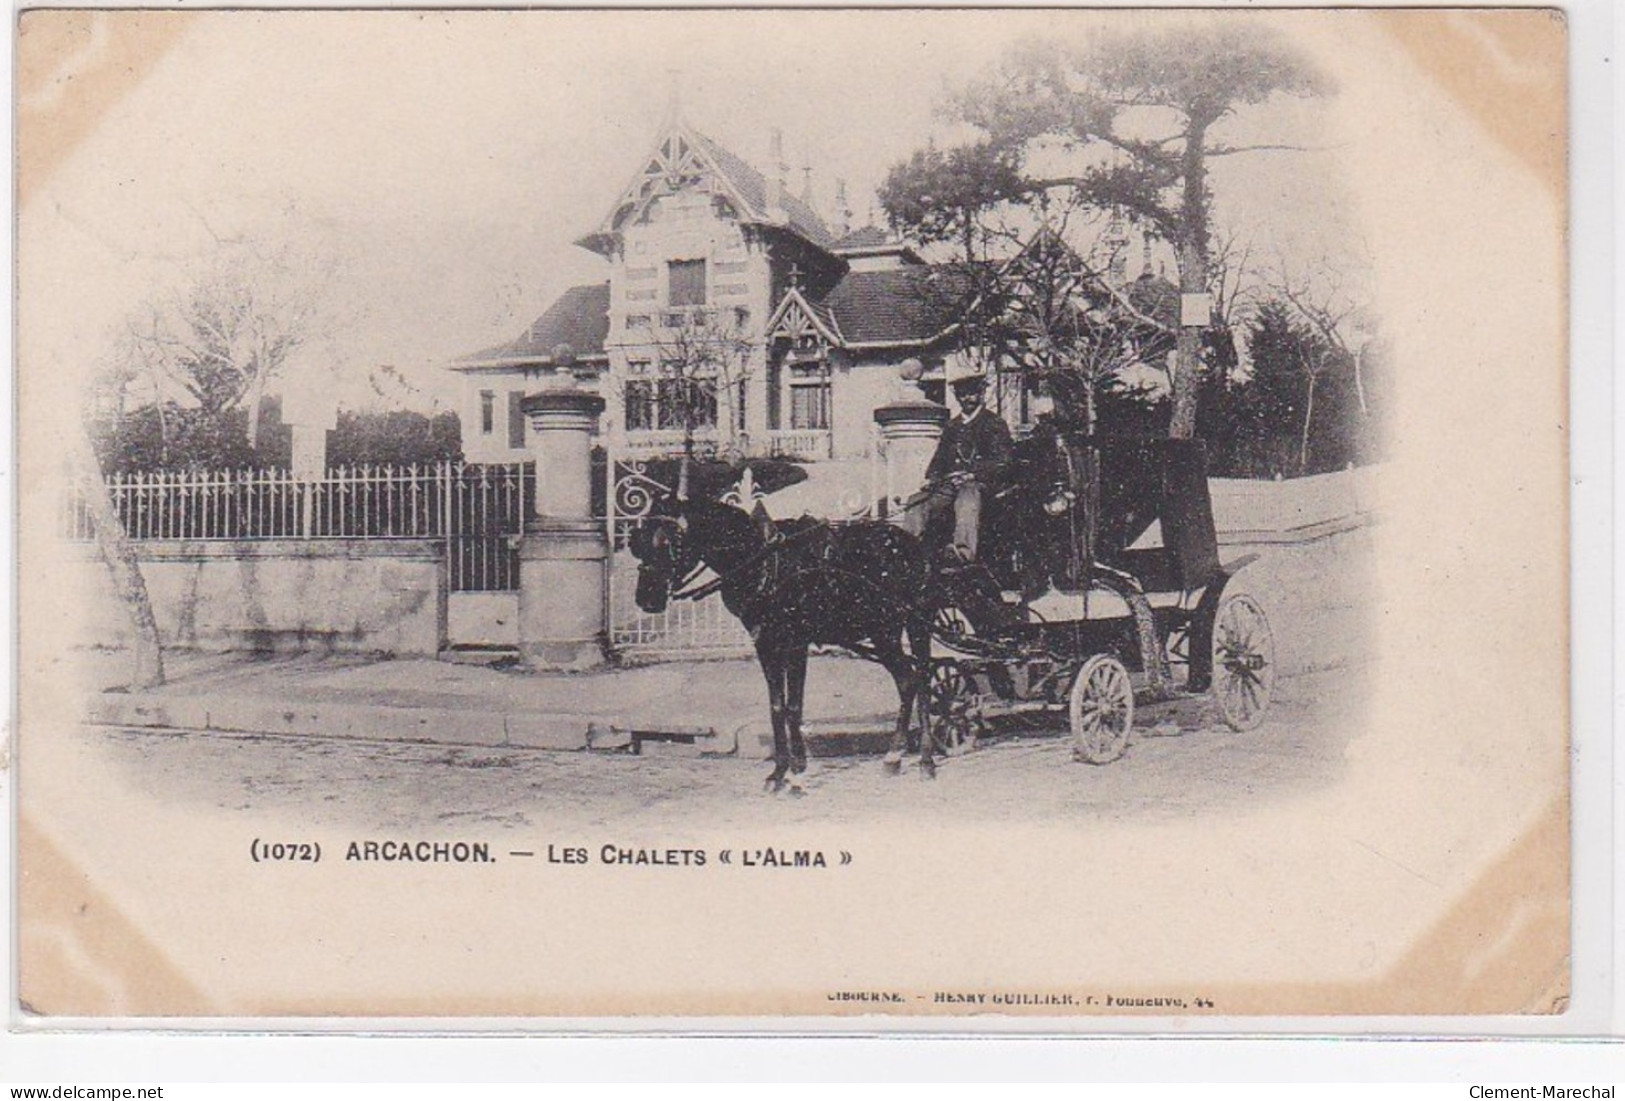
[69,539,446,657]
[1216,518,1375,677]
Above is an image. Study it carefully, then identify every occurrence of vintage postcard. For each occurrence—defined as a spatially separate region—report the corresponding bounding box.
[12,7,1573,1024]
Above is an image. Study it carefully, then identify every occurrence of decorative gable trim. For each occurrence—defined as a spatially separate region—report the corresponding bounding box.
[588,125,759,250]
[766,287,844,347]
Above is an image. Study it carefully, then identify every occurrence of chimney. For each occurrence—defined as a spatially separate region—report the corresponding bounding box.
[1104,213,1128,287]
[766,129,787,223]
[833,179,852,238]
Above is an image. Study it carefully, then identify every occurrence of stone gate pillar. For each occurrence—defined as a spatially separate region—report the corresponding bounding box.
[873,365,947,520]
[518,388,607,670]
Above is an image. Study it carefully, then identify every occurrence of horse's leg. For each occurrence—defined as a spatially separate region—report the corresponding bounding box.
[786,643,810,778]
[879,633,917,776]
[757,638,790,792]
[908,614,937,780]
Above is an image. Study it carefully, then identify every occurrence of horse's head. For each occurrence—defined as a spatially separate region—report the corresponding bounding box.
[628,490,773,614]
[627,495,698,615]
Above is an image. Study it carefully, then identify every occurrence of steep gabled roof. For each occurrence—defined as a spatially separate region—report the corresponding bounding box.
[581,123,834,255]
[452,283,611,369]
[766,286,845,346]
[687,131,832,248]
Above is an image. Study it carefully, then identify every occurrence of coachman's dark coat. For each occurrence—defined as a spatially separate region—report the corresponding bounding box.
[925,406,1015,488]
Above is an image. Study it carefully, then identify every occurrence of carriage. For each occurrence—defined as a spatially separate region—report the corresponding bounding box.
[627,431,1275,786]
[920,431,1276,765]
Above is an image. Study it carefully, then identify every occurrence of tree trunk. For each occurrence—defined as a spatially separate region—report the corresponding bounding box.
[244,364,269,452]
[1170,276,1202,439]
[78,446,165,688]
[1298,369,1317,475]
[1169,118,1213,440]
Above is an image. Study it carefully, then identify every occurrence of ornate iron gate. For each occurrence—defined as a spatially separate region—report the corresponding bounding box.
[604,457,752,660]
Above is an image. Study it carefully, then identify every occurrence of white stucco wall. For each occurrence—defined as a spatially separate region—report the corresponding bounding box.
[832,360,907,460]
[69,540,447,657]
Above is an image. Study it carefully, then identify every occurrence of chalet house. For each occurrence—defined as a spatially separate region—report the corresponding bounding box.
[450,116,976,464]
[450,116,1180,465]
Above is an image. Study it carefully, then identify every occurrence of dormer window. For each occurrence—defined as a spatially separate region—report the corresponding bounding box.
[668,259,707,307]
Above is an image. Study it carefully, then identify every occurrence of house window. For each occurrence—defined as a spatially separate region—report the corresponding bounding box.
[788,362,831,431]
[624,380,656,431]
[624,375,718,433]
[668,259,707,307]
[507,391,526,450]
[480,390,495,435]
[656,377,717,431]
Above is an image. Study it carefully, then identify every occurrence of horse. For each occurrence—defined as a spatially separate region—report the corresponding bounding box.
[628,487,941,789]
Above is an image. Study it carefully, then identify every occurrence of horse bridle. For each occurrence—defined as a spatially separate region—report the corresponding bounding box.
[638,514,718,601]
[643,508,831,606]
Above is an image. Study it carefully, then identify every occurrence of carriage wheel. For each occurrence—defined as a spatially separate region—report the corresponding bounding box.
[1069,655,1134,765]
[926,660,981,755]
[1212,592,1275,732]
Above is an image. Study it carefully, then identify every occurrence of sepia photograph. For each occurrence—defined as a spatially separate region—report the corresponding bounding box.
[12,7,1574,1024]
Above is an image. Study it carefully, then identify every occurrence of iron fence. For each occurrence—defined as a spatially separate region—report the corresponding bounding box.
[65,462,532,592]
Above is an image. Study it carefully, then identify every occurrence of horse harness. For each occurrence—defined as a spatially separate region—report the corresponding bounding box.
[665,513,921,625]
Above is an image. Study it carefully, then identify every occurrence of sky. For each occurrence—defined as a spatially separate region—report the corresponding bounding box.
[21,9,1368,415]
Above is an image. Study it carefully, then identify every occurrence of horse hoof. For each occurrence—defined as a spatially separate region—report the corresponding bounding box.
[920,760,938,780]
[764,774,786,793]
[787,779,807,798]
[882,756,902,776]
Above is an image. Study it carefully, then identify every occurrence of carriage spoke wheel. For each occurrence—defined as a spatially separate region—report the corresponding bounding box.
[933,605,977,645]
[1213,593,1275,732]
[1069,655,1134,765]
[936,604,981,656]
[926,660,981,756]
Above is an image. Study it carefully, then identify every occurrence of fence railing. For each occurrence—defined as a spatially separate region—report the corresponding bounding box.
[65,463,524,540]
[766,429,833,461]
[64,462,534,592]
[614,428,834,461]
[618,429,720,457]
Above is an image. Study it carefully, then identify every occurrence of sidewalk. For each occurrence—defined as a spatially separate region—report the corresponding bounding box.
[77,648,906,759]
